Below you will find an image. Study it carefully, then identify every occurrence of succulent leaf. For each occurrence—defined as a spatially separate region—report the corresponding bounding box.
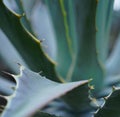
[15,0,34,34]
[45,0,104,92]
[1,66,89,117]
[96,0,114,63]
[0,0,60,82]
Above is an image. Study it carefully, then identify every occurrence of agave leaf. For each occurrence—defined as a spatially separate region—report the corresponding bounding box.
[62,82,91,112]
[1,66,89,117]
[0,29,27,74]
[0,0,60,82]
[46,0,73,79]
[106,37,120,76]
[15,0,35,33]
[45,0,104,92]
[18,0,36,19]
[94,87,120,117]
[31,2,56,59]
[96,0,114,63]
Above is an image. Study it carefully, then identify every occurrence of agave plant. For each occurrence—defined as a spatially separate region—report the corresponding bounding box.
[0,0,120,117]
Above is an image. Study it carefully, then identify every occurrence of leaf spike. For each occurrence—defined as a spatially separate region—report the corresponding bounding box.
[89,85,94,90]
[112,86,117,91]
[91,98,100,107]
[16,63,22,67]
[18,12,25,19]
[92,111,97,116]
[88,78,93,82]
[0,95,7,100]
[103,97,107,101]
[1,71,13,77]
[38,71,43,75]
[40,38,45,43]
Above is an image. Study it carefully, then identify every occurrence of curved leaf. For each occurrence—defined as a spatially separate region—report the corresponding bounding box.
[0,0,60,82]
[15,0,35,33]
[31,2,56,59]
[106,37,120,76]
[45,0,74,80]
[96,0,114,63]
[45,0,104,92]
[1,66,89,117]
[0,29,27,73]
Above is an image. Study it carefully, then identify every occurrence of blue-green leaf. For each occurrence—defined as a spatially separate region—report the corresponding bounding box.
[96,0,114,63]
[1,66,89,117]
[0,0,60,82]
[45,0,104,92]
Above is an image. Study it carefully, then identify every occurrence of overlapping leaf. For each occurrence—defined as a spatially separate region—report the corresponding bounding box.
[1,66,89,117]
[45,0,104,92]
[0,0,60,82]
[96,0,114,63]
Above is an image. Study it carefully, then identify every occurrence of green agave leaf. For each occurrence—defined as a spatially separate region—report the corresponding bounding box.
[94,87,120,117]
[105,37,120,88]
[1,66,89,117]
[96,0,114,63]
[45,0,75,80]
[45,0,104,92]
[0,0,60,82]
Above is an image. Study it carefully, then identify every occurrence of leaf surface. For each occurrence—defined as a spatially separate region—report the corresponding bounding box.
[1,66,89,117]
[45,0,104,92]
[96,0,114,63]
[0,0,60,82]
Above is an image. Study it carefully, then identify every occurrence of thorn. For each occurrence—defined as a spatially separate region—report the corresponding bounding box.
[91,98,99,107]
[89,85,94,90]
[22,13,25,17]
[103,97,107,101]
[1,71,12,76]
[112,86,116,91]
[38,71,42,75]
[92,111,97,115]
[18,13,25,19]
[40,39,45,43]
[88,78,93,82]
[17,63,22,66]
